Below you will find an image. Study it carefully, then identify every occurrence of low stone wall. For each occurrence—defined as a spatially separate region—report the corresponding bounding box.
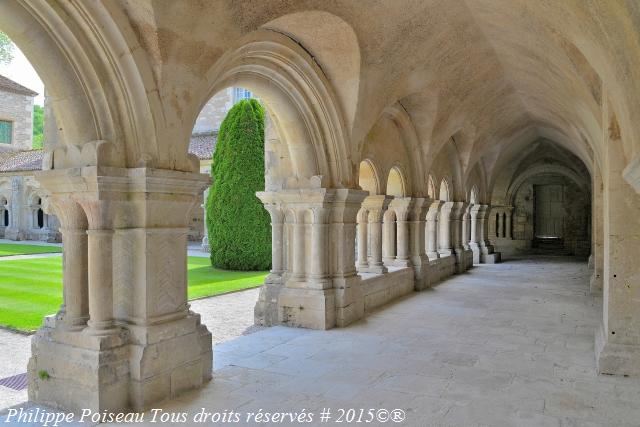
[360,267,415,313]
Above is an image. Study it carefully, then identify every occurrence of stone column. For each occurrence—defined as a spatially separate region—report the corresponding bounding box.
[257,188,368,330]
[408,198,430,289]
[361,195,392,274]
[356,208,369,271]
[29,166,213,412]
[469,204,482,264]
[48,198,89,330]
[382,209,397,266]
[438,202,454,256]
[495,207,504,238]
[255,204,285,326]
[85,228,117,334]
[330,190,367,327]
[309,207,330,288]
[505,206,514,239]
[478,204,501,263]
[390,197,414,268]
[201,187,210,252]
[461,205,471,250]
[451,202,470,273]
[425,200,442,260]
[595,112,640,376]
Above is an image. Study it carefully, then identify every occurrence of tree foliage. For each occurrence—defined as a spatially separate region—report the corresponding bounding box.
[32,105,44,149]
[0,32,14,65]
[206,98,271,271]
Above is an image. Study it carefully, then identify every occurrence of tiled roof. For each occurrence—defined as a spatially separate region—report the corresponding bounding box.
[0,150,44,172]
[0,132,214,173]
[188,132,216,160]
[0,74,38,97]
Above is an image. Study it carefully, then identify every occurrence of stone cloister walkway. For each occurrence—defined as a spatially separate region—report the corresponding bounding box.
[3,256,640,426]
[113,257,640,426]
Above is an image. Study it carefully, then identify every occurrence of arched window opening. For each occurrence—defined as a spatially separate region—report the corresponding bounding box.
[427,175,436,199]
[439,179,451,202]
[496,213,500,237]
[37,208,44,229]
[359,160,379,195]
[387,167,406,197]
[3,209,8,227]
[470,186,478,205]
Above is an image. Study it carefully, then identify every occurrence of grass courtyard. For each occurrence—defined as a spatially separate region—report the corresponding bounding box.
[0,249,267,332]
[0,243,62,257]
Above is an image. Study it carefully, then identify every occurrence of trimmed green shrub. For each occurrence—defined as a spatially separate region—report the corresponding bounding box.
[206,99,271,271]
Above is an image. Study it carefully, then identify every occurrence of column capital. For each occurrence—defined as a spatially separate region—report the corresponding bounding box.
[389,197,415,221]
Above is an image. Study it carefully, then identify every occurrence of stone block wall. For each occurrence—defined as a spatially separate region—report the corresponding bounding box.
[192,88,234,134]
[0,89,33,150]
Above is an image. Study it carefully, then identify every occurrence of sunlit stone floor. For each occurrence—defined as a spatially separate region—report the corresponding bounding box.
[3,256,640,426]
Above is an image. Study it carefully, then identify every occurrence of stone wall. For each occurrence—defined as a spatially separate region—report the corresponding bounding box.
[0,174,61,242]
[491,174,591,257]
[192,88,234,134]
[0,89,33,150]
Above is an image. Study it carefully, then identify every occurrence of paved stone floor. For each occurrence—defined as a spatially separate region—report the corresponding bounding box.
[3,256,640,426]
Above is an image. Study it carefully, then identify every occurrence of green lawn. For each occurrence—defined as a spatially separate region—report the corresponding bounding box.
[0,243,62,257]
[0,255,267,332]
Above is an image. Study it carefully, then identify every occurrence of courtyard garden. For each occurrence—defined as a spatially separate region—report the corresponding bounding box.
[0,245,267,332]
[0,243,61,257]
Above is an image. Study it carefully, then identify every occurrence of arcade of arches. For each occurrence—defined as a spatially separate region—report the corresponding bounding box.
[1,0,640,413]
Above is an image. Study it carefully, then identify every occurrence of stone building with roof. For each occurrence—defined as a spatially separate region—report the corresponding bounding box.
[0,75,244,243]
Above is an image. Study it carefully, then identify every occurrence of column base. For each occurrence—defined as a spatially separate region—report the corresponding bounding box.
[255,279,284,326]
[394,258,412,268]
[278,286,336,330]
[454,248,472,273]
[127,313,212,411]
[28,324,130,412]
[595,323,640,376]
[28,313,212,412]
[469,243,480,264]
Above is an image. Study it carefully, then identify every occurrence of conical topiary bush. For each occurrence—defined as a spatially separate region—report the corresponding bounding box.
[205,98,271,270]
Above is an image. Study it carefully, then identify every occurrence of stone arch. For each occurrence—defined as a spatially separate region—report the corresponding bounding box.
[427,175,437,199]
[193,30,354,189]
[439,178,451,202]
[469,186,479,205]
[358,159,381,195]
[387,166,408,197]
[506,164,589,206]
[0,1,164,170]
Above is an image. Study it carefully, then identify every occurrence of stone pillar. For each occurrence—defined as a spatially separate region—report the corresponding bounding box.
[438,201,454,256]
[29,167,213,412]
[201,188,210,252]
[408,198,430,290]
[255,204,284,326]
[595,112,640,376]
[85,228,117,335]
[257,188,368,330]
[478,204,501,263]
[47,197,89,330]
[451,202,470,273]
[361,195,392,274]
[5,176,24,240]
[390,197,414,268]
[356,208,369,271]
[505,206,513,239]
[382,209,397,266]
[425,200,442,260]
[590,164,604,294]
[469,204,481,264]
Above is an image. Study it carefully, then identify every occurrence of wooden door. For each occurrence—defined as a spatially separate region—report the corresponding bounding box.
[535,184,564,237]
